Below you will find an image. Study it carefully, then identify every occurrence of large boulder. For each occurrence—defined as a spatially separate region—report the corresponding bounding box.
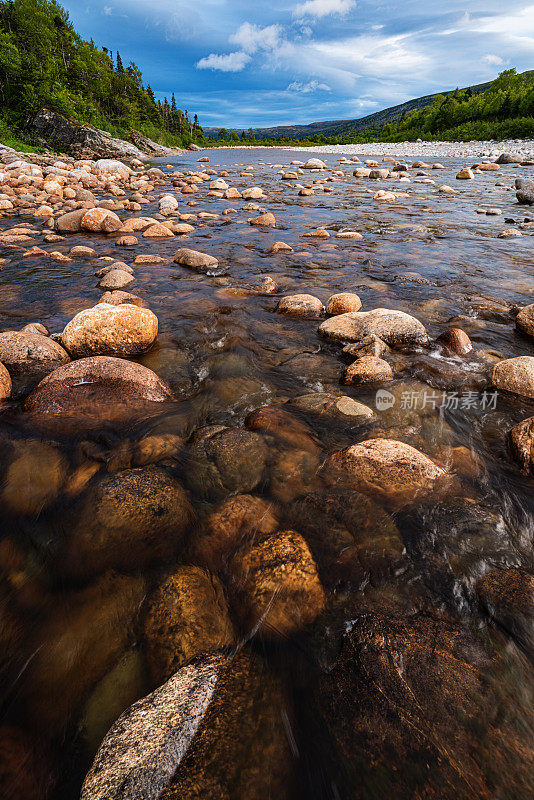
[322,438,447,509]
[491,356,534,399]
[303,158,327,169]
[0,331,70,396]
[61,303,158,358]
[23,356,172,425]
[319,308,428,349]
[186,426,268,500]
[27,108,146,160]
[312,604,533,800]
[228,529,325,640]
[143,566,235,686]
[496,152,522,164]
[80,208,122,233]
[60,467,194,579]
[95,159,131,176]
[81,650,294,800]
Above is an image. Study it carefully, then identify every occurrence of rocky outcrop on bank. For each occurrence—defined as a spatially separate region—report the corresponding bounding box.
[26,108,185,161]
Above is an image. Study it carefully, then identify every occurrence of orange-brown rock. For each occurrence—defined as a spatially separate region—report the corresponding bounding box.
[249,212,276,227]
[143,566,235,686]
[0,361,11,399]
[276,294,323,318]
[61,303,158,358]
[23,356,172,422]
[342,355,393,385]
[323,438,447,509]
[229,529,325,640]
[325,292,362,315]
[196,494,280,572]
[435,327,473,355]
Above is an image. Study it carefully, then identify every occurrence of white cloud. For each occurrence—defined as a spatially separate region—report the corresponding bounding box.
[196,51,251,71]
[483,53,505,65]
[229,22,283,54]
[103,6,113,14]
[287,80,331,92]
[293,0,356,19]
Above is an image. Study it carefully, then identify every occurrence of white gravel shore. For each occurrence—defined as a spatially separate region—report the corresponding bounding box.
[212,140,534,160]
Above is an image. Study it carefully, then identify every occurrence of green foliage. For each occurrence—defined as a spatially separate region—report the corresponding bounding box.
[0,0,203,148]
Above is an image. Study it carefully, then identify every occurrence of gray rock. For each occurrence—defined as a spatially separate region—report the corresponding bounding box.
[516,178,534,205]
[81,649,294,800]
[81,653,225,800]
[27,108,146,161]
[318,308,428,349]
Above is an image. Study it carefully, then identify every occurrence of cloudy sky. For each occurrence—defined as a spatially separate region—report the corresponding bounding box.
[65,1,534,128]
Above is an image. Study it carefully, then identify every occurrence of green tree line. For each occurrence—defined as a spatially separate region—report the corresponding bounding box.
[0,0,203,150]
[209,69,534,148]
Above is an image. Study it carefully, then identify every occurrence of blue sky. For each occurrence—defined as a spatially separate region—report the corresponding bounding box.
[65,1,534,128]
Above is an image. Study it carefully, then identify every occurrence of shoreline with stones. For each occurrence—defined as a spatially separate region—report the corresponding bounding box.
[0,141,533,800]
[207,138,534,159]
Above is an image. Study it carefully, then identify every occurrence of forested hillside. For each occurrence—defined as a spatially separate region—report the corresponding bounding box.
[208,70,534,146]
[377,69,534,142]
[0,0,202,150]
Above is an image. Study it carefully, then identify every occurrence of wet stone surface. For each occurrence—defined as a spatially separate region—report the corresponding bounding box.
[0,146,533,800]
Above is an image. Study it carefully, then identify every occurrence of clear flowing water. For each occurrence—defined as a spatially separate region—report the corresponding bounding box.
[0,148,533,798]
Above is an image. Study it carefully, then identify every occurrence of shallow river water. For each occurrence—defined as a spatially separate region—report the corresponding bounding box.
[0,147,533,798]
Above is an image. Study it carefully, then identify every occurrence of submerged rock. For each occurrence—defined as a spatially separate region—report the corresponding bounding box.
[62,303,158,358]
[322,438,447,510]
[195,494,280,573]
[287,489,404,587]
[289,392,375,421]
[24,356,171,424]
[228,529,325,640]
[143,566,235,686]
[81,650,294,800]
[397,498,519,611]
[312,604,534,800]
[22,572,146,732]
[319,308,428,349]
[186,427,268,500]
[476,568,534,659]
[1,440,67,516]
[61,467,194,578]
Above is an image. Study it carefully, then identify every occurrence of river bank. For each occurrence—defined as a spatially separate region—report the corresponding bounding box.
[0,145,533,799]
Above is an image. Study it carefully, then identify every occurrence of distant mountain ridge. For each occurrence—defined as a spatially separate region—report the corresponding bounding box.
[204,74,532,139]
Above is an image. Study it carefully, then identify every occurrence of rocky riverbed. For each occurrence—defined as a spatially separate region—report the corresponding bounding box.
[0,143,533,799]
